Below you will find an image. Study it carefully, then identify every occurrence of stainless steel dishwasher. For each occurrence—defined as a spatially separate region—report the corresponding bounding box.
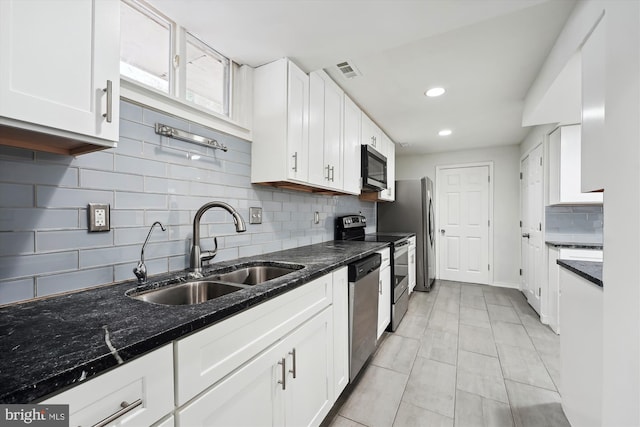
[348,253,381,381]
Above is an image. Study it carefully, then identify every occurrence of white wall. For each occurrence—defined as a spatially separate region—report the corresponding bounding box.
[396,145,521,288]
[526,1,640,424]
[520,124,556,157]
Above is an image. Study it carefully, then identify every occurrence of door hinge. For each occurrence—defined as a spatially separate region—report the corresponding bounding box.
[520,172,523,179]
[538,223,542,231]
[488,264,491,271]
[539,157,543,166]
[538,287,541,297]
[519,268,523,276]
[488,175,490,183]
[488,220,490,227]
[519,220,522,228]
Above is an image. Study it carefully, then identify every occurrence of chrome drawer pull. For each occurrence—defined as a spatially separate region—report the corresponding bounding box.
[91,399,142,427]
[289,348,297,379]
[277,357,286,390]
[103,80,113,123]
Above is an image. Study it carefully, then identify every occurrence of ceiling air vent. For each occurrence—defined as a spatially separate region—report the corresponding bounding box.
[336,61,362,79]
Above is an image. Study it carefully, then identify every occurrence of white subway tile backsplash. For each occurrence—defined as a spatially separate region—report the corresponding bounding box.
[37,266,113,297]
[0,208,78,231]
[0,277,35,305]
[115,154,167,177]
[0,100,376,303]
[81,169,144,192]
[0,183,34,207]
[115,191,167,210]
[37,186,113,209]
[0,231,34,255]
[37,230,113,252]
[1,252,78,280]
[0,160,78,187]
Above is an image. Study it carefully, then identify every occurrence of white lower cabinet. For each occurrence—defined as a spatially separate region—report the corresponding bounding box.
[377,248,391,339]
[42,345,174,427]
[560,267,603,427]
[176,307,333,427]
[408,237,416,294]
[331,267,349,399]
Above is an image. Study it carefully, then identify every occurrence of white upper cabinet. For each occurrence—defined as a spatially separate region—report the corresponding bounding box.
[581,14,606,193]
[253,58,309,184]
[308,71,344,191]
[379,133,396,202]
[548,125,602,204]
[0,0,120,154]
[361,113,381,149]
[342,96,362,195]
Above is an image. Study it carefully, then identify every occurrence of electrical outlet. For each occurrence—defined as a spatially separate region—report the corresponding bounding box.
[88,203,110,232]
[249,207,262,224]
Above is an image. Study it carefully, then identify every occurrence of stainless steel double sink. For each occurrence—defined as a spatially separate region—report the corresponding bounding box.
[127,263,304,306]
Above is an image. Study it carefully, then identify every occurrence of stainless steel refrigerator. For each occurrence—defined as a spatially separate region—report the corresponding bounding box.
[377,177,436,291]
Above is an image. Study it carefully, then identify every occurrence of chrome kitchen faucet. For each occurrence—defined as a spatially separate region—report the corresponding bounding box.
[190,201,247,275]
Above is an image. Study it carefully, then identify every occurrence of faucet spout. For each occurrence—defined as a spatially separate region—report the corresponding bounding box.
[134,221,166,283]
[190,201,246,274]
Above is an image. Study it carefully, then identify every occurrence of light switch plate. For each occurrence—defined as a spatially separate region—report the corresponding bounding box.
[88,203,110,232]
[249,207,262,224]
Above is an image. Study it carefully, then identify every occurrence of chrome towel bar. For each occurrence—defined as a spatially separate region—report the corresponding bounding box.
[155,123,228,152]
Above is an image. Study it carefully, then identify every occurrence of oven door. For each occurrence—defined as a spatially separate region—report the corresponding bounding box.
[393,241,409,301]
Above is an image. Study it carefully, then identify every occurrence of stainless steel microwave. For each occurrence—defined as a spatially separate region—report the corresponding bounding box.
[361,145,387,191]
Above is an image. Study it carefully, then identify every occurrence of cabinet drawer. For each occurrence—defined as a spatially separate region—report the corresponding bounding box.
[175,275,332,405]
[377,248,391,269]
[42,345,173,427]
[559,248,603,261]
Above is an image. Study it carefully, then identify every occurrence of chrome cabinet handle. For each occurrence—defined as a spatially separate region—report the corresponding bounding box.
[289,348,297,379]
[277,357,286,390]
[379,279,382,294]
[326,164,331,181]
[91,399,142,427]
[103,80,113,123]
[330,166,335,182]
[292,152,298,172]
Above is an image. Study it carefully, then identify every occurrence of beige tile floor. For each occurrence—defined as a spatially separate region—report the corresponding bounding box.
[323,280,570,427]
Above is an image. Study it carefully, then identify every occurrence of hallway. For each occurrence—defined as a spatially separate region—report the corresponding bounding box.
[325,280,569,427]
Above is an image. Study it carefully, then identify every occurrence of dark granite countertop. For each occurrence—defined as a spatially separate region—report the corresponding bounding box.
[557,259,603,287]
[546,240,603,249]
[0,240,389,404]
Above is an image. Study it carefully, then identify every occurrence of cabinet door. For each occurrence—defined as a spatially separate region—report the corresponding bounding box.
[323,77,344,190]
[581,15,605,193]
[361,113,381,149]
[379,134,395,201]
[332,267,349,399]
[308,71,325,186]
[287,61,310,182]
[0,0,120,142]
[343,96,362,195]
[43,345,174,427]
[284,307,334,427]
[377,264,391,339]
[177,338,284,427]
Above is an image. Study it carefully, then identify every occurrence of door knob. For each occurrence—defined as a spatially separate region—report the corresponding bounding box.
[440,229,445,235]
[522,233,530,238]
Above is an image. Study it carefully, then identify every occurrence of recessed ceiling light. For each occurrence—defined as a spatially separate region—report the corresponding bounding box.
[425,87,445,97]
[438,129,452,136]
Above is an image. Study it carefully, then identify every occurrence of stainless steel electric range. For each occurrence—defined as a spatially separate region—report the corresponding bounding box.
[335,214,414,332]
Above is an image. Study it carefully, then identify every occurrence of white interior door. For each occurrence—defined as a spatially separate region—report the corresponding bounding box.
[521,144,543,314]
[438,166,490,284]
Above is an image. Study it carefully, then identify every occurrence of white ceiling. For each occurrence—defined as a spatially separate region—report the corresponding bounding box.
[148,0,576,155]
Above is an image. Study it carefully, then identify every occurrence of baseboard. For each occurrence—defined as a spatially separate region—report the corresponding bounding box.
[491,281,521,290]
